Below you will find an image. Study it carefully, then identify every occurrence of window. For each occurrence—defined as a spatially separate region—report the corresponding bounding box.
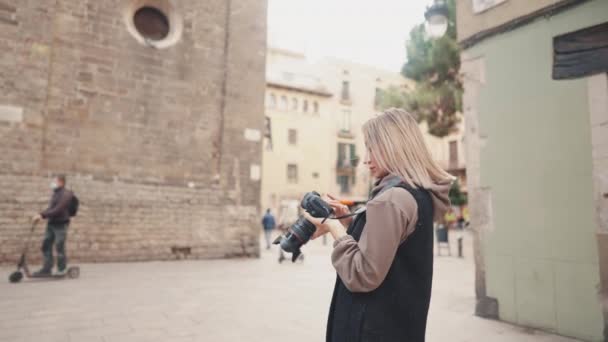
[279,96,288,111]
[313,101,319,114]
[350,144,357,166]
[337,143,356,168]
[133,6,170,41]
[374,88,383,108]
[472,0,507,14]
[553,22,608,80]
[338,143,346,167]
[264,116,272,150]
[341,81,350,101]
[287,164,298,183]
[449,141,458,168]
[125,1,183,49]
[303,100,309,113]
[288,129,297,145]
[340,110,351,132]
[337,175,350,194]
[268,93,276,108]
[291,98,298,111]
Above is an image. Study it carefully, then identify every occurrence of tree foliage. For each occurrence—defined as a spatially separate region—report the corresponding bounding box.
[377,85,409,113]
[449,179,467,206]
[380,0,462,137]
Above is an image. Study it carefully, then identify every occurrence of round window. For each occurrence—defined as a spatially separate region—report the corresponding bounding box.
[124,0,183,49]
[133,6,169,41]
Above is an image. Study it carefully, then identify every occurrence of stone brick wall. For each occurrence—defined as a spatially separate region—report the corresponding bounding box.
[0,0,267,264]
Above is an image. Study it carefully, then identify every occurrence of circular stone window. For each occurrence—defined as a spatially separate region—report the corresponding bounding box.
[133,7,169,41]
[124,0,183,49]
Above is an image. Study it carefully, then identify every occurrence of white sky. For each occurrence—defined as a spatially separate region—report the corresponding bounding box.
[267,0,434,72]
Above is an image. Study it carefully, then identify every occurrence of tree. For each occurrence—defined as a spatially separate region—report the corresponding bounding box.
[376,85,409,113]
[449,179,467,206]
[381,0,462,137]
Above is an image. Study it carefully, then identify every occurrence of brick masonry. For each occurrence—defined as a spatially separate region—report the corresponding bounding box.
[0,0,267,264]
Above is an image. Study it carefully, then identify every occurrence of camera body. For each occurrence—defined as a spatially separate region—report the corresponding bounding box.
[300,191,333,218]
[273,191,333,262]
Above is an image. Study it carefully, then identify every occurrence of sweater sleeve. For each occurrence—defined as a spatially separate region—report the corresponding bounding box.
[331,188,418,293]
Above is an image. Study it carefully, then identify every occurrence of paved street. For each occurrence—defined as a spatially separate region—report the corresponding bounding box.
[1,230,579,342]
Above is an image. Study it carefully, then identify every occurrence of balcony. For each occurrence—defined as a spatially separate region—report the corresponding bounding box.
[340,98,352,106]
[337,129,355,139]
[336,157,359,171]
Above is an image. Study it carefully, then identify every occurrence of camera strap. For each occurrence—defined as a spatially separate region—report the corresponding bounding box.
[333,205,367,220]
[332,175,403,220]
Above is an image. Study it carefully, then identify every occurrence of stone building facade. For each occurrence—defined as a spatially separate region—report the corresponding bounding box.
[0,0,267,263]
[457,0,607,340]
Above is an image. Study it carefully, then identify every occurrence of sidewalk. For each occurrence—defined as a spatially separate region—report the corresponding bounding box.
[0,230,579,342]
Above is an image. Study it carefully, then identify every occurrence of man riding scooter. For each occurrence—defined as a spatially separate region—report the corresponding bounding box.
[32,174,74,277]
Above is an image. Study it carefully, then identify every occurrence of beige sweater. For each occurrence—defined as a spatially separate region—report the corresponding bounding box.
[331,174,451,293]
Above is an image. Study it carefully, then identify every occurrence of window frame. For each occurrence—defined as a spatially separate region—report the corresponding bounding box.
[287,164,298,183]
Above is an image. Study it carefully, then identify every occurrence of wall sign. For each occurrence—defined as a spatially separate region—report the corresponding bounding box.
[473,0,508,14]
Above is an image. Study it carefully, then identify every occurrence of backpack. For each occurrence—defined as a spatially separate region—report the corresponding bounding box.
[68,194,79,217]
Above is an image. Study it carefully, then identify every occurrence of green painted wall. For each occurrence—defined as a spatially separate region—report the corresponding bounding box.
[466,1,608,340]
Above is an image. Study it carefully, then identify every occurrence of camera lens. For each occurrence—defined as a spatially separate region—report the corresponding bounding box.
[273,191,332,262]
[280,216,316,253]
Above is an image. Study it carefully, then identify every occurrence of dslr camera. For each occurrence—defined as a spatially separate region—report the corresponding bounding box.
[273,191,333,262]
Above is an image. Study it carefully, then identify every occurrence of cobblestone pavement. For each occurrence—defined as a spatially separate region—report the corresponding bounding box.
[1,230,579,342]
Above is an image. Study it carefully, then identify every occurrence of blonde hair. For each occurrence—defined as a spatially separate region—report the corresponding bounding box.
[362,108,454,189]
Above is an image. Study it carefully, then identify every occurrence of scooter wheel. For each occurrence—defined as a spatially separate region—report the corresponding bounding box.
[67,267,80,279]
[9,271,23,283]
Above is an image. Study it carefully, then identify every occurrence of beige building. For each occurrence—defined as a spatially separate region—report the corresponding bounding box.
[261,49,333,220]
[262,48,466,221]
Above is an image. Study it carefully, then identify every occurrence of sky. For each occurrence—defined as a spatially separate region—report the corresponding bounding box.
[267,0,434,72]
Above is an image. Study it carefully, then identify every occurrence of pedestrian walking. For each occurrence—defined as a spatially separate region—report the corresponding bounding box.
[261,209,276,250]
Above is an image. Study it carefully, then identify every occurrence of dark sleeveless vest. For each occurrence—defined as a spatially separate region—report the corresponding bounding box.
[326,183,434,342]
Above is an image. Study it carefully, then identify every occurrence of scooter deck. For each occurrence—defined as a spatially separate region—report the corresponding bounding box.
[30,266,80,279]
[9,266,80,283]
[30,273,70,279]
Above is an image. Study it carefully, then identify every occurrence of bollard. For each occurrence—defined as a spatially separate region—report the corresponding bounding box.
[457,237,463,258]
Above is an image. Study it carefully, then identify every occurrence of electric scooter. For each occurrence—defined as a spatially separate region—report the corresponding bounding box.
[8,221,79,283]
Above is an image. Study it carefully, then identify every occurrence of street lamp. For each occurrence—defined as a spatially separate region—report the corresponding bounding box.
[424,0,449,38]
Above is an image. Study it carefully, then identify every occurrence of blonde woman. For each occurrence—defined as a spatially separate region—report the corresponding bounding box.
[305,108,453,342]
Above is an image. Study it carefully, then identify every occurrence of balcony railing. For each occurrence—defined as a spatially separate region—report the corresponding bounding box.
[336,158,359,170]
[337,129,355,139]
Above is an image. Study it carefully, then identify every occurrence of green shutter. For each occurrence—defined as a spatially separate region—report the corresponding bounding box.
[338,143,346,167]
[349,144,356,166]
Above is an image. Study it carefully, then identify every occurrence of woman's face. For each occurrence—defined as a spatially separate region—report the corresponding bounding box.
[364,147,389,179]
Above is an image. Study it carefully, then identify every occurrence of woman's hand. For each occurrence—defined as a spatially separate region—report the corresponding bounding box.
[324,194,353,228]
[304,212,348,241]
[303,212,330,240]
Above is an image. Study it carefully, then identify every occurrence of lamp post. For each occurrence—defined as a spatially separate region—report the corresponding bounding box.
[424,0,449,38]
